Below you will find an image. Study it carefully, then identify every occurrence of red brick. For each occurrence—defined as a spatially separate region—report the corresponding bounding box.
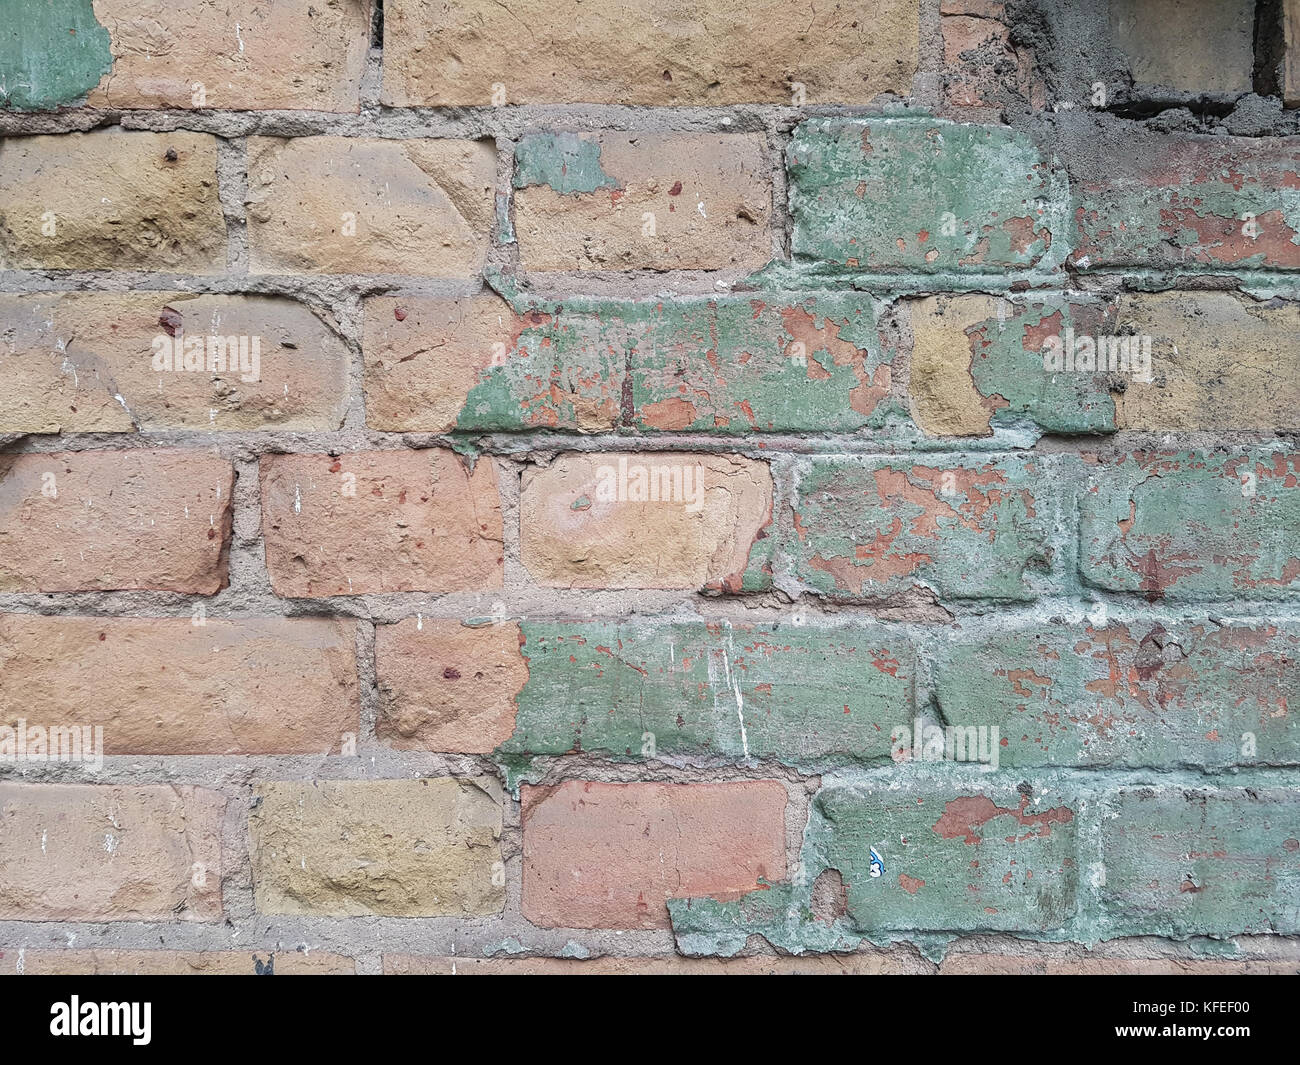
[375,618,525,753]
[0,450,232,593]
[0,615,358,755]
[260,450,504,597]
[521,780,788,929]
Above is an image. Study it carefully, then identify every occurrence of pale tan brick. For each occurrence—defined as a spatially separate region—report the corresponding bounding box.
[513,133,771,273]
[84,0,372,111]
[0,616,358,755]
[0,130,226,272]
[520,452,771,590]
[0,292,351,433]
[0,450,233,594]
[246,137,496,277]
[0,784,224,921]
[382,0,918,105]
[6,949,355,975]
[376,618,525,753]
[1112,292,1300,431]
[249,778,504,917]
[260,450,503,597]
[521,780,787,929]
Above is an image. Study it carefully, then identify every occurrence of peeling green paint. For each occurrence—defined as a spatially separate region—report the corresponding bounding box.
[963,295,1117,434]
[669,881,864,958]
[453,306,623,433]
[514,132,618,194]
[668,766,1300,955]
[1072,136,1300,270]
[788,453,1065,603]
[1101,789,1300,936]
[0,0,112,111]
[453,292,903,434]
[788,118,1071,274]
[628,293,901,433]
[1079,448,1300,600]
[494,619,914,789]
[933,621,1300,769]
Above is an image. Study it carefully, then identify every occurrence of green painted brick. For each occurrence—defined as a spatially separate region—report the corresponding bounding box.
[787,118,1070,273]
[513,132,617,194]
[496,620,914,783]
[1080,449,1300,601]
[933,621,1300,769]
[670,881,862,958]
[788,454,1062,603]
[0,0,112,111]
[907,293,1121,437]
[467,292,899,434]
[672,771,1081,946]
[810,777,1079,933]
[628,293,899,433]
[454,304,624,433]
[1101,789,1300,936]
[1072,130,1300,270]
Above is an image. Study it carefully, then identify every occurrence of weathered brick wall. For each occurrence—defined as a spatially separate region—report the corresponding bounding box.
[1,0,1298,975]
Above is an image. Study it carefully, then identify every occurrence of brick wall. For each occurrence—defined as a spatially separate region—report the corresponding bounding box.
[0,0,1298,976]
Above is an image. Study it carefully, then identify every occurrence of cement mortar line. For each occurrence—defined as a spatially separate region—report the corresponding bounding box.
[5,590,1300,623]
[2,758,1297,790]
[5,431,1298,456]
[0,101,927,141]
[3,269,1295,299]
[0,919,1294,971]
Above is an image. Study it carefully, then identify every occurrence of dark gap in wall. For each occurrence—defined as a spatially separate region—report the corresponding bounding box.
[1253,0,1284,97]
[1108,96,1238,120]
[371,0,385,49]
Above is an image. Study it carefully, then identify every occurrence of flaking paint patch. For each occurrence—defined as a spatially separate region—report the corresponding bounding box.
[513,132,618,195]
[788,118,1071,274]
[494,619,914,790]
[0,0,112,110]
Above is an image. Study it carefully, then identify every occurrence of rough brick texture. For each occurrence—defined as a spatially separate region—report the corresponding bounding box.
[0,450,233,593]
[521,780,787,928]
[520,452,772,591]
[248,778,504,917]
[0,130,226,271]
[0,784,224,921]
[2,0,1299,978]
[260,450,504,596]
[246,137,496,277]
[382,0,919,106]
[514,133,772,273]
[0,292,351,433]
[0,615,359,754]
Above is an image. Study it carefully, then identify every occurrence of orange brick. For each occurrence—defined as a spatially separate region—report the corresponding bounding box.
[521,780,787,929]
[260,450,504,597]
[0,616,358,755]
[0,450,233,593]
